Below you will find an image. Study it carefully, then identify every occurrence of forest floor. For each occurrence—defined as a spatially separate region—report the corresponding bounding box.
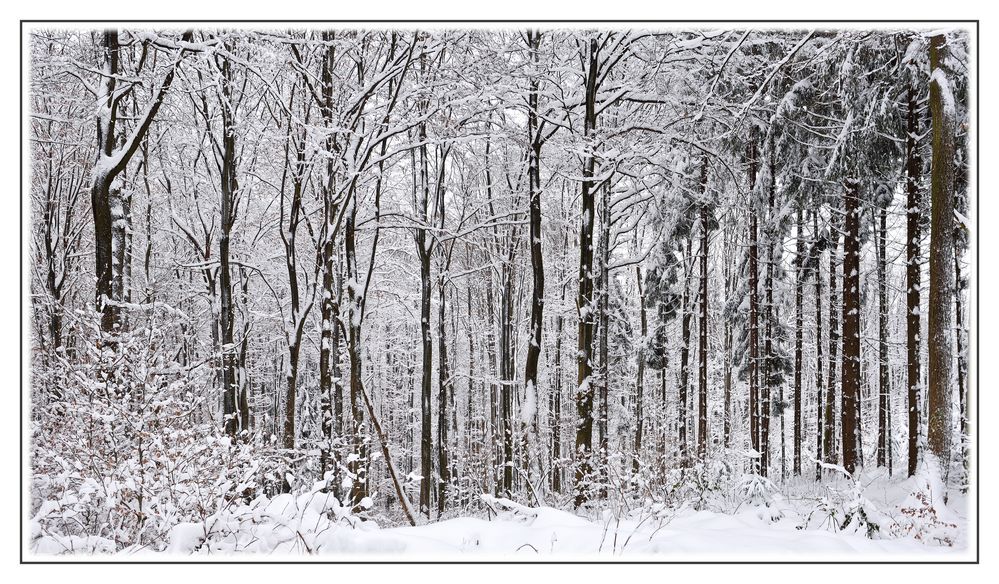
[56,466,965,559]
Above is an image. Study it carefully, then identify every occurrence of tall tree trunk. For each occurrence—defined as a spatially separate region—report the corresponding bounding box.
[418,244,433,512]
[927,34,955,470]
[679,238,692,467]
[218,56,239,439]
[345,193,369,506]
[825,212,840,467]
[524,30,545,463]
[552,302,564,492]
[840,178,862,475]
[793,208,804,476]
[597,182,611,494]
[747,137,761,475]
[483,238,500,495]
[465,284,480,492]
[760,139,777,478]
[813,210,825,480]
[877,206,891,471]
[319,248,340,476]
[317,32,341,480]
[905,84,923,478]
[635,266,647,473]
[573,37,599,507]
[416,123,434,516]
[500,259,515,495]
[280,124,308,450]
[552,229,568,493]
[437,273,452,515]
[697,157,710,461]
[761,239,772,478]
[237,269,251,434]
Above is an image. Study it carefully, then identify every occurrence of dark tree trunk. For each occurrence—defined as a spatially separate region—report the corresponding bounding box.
[418,240,433,513]
[437,273,452,515]
[840,179,862,475]
[747,137,761,475]
[760,139,777,478]
[281,130,308,451]
[319,248,340,476]
[524,30,545,449]
[218,56,239,439]
[238,269,251,434]
[416,122,434,516]
[760,251,771,477]
[927,34,955,468]
[573,37,599,508]
[905,84,923,478]
[679,238,691,467]
[877,206,891,471]
[552,229,568,493]
[635,266,647,473]
[597,182,611,495]
[794,208,804,476]
[697,157,710,461]
[499,259,515,495]
[552,303,564,492]
[465,285,481,490]
[430,143,452,514]
[317,32,342,479]
[345,194,369,506]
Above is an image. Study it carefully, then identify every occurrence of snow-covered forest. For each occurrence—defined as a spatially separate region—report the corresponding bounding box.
[26,25,973,558]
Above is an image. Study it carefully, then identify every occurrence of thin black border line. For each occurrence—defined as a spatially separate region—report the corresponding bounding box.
[19,19,980,566]
[20,19,980,24]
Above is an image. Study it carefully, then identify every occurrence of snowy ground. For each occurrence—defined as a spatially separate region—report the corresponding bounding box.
[270,504,961,561]
[31,467,970,560]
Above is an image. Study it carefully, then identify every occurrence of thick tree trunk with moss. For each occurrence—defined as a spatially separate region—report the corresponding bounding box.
[927,34,955,468]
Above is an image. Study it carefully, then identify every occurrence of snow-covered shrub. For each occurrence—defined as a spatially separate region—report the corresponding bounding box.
[168,479,374,554]
[736,473,779,507]
[800,480,887,539]
[838,485,885,539]
[30,311,259,553]
[666,460,735,512]
[735,473,784,522]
